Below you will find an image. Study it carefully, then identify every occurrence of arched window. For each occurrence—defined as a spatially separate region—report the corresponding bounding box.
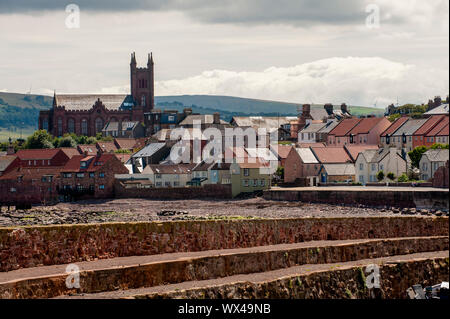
[57,117,63,136]
[42,119,48,131]
[81,119,88,136]
[141,95,146,107]
[95,118,104,133]
[68,118,75,133]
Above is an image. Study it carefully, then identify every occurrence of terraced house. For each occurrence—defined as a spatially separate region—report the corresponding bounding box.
[59,153,128,200]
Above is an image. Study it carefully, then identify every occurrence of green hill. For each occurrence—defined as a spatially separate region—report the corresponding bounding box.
[0,92,385,141]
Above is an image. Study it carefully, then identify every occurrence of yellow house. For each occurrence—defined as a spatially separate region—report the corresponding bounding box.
[230,158,272,197]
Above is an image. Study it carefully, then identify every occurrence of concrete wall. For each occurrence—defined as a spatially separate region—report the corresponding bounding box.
[0,217,447,272]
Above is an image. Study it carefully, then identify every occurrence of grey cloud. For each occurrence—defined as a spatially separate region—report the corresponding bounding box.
[0,0,387,26]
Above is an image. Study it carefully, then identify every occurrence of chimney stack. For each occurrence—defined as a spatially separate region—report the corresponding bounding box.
[341,103,348,114]
[324,103,334,115]
[6,137,14,155]
[302,104,311,118]
[213,112,220,125]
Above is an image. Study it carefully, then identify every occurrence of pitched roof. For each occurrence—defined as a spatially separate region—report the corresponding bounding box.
[55,94,133,111]
[77,144,97,155]
[114,153,131,164]
[424,104,449,115]
[15,149,62,160]
[236,157,270,169]
[114,138,140,150]
[328,118,362,136]
[317,120,339,134]
[0,166,62,180]
[61,154,119,172]
[210,162,232,170]
[391,118,428,136]
[132,143,166,158]
[270,145,293,159]
[344,145,379,162]
[423,149,449,162]
[300,123,327,133]
[414,115,446,136]
[96,141,118,153]
[321,163,355,176]
[381,117,409,137]
[0,155,17,172]
[246,148,278,161]
[437,124,449,136]
[297,142,326,148]
[231,116,296,129]
[295,148,319,164]
[58,147,81,158]
[142,163,196,174]
[103,121,139,132]
[179,115,228,126]
[426,117,449,137]
[358,148,402,163]
[192,161,215,171]
[348,117,385,135]
[311,147,352,164]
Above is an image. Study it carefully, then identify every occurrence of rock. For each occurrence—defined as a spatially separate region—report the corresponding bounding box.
[392,209,400,214]
[435,211,443,216]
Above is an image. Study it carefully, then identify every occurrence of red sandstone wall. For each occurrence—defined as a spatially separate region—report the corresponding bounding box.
[0,217,447,272]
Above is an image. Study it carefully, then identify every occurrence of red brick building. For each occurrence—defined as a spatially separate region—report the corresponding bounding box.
[39,52,155,137]
[59,153,129,200]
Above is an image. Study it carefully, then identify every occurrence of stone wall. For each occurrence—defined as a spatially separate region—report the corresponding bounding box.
[264,189,449,209]
[0,217,447,272]
[114,181,232,199]
[433,161,449,189]
[139,257,449,299]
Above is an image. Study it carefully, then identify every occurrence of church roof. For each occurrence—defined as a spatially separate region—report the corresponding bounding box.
[54,94,134,111]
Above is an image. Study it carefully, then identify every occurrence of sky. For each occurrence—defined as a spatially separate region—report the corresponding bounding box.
[0,0,448,107]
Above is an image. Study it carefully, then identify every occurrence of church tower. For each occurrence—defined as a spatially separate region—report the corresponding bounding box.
[130,52,154,112]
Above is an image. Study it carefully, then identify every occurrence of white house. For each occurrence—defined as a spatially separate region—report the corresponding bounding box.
[419,149,449,181]
[141,164,196,188]
[355,148,407,184]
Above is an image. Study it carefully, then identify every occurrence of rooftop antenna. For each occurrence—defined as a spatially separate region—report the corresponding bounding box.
[28,84,32,95]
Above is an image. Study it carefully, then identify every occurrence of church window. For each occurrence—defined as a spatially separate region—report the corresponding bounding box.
[43,119,48,131]
[68,118,75,133]
[81,119,88,136]
[141,95,146,107]
[57,117,63,136]
[95,118,104,133]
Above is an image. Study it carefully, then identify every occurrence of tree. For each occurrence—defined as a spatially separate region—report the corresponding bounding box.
[58,135,77,148]
[24,130,54,149]
[376,171,385,182]
[408,146,428,168]
[387,172,396,181]
[275,166,284,180]
[398,174,409,183]
[430,143,449,150]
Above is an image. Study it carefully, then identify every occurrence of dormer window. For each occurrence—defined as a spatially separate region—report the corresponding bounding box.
[80,161,88,168]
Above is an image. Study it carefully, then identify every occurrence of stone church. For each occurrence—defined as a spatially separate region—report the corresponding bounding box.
[39,52,154,137]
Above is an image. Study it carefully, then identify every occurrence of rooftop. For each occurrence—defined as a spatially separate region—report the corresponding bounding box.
[381,117,409,137]
[311,147,352,164]
[55,94,133,111]
[424,104,449,115]
[328,118,362,136]
[295,148,319,164]
[423,149,449,163]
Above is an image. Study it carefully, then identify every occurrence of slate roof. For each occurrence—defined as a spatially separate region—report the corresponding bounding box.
[300,123,327,134]
[424,104,449,115]
[423,149,449,162]
[245,148,278,162]
[231,116,297,129]
[295,148,319,164]
[317,120,339,134]
[179,115,228,126]
[321,163,355,176]
[391,118,428,136]
[357,148,401,163]
[132,143,166,158]
[311,147,352,164]
[55,94,134,111]
[103,121,139,132]
[381,117,409,137]
[142,164,196,175]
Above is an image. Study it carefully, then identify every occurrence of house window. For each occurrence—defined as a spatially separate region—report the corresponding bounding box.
[141,95,146,107]
[359,163,364,171]
[10,188,16,192]
[57,117,63,136]
[99,172,105,178]
[243,179,249,187]
[63,185,72,190]
[76,173,85,178]
[80,161,88,168]
[173,181,180,187]
[260,179,265,186]
[422,163,428,171]
[168,115,175,121]
[99,185,105,190]
[371,164,376,171]
[156,174,162,179]
[43,118,49,131]
[165,181,171,187]
[63,173,72,178]
[95,118,104,133]
[76,185,83,191]
[434,163,439,170]
[243,168,250,176]
[380,165,384,171]
[89,172,95,178]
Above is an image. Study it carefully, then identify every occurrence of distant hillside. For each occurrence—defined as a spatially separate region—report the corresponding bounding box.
[0,92,384,140]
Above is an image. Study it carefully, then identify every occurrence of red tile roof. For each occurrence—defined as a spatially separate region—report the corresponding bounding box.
[15,149,61,160]
[96,141,117,153]
[237,157,270,169]
[0,166,62,180]
[77,144,98,155]
[61,154,118,172]
[426,117,449,137]
[348,117,384,135]
[272,145,293,159]
[297,143,326,148]
[437,124,449,136]
[58,148,81,158]
[381,117,408,137]
[328,118,362,136]
[311,147,352,164]
[114,138,139,150]
[414,115,446,136]
[114,153,131,164]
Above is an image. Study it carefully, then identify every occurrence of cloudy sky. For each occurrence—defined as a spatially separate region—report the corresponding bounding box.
[0,0,448,107]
